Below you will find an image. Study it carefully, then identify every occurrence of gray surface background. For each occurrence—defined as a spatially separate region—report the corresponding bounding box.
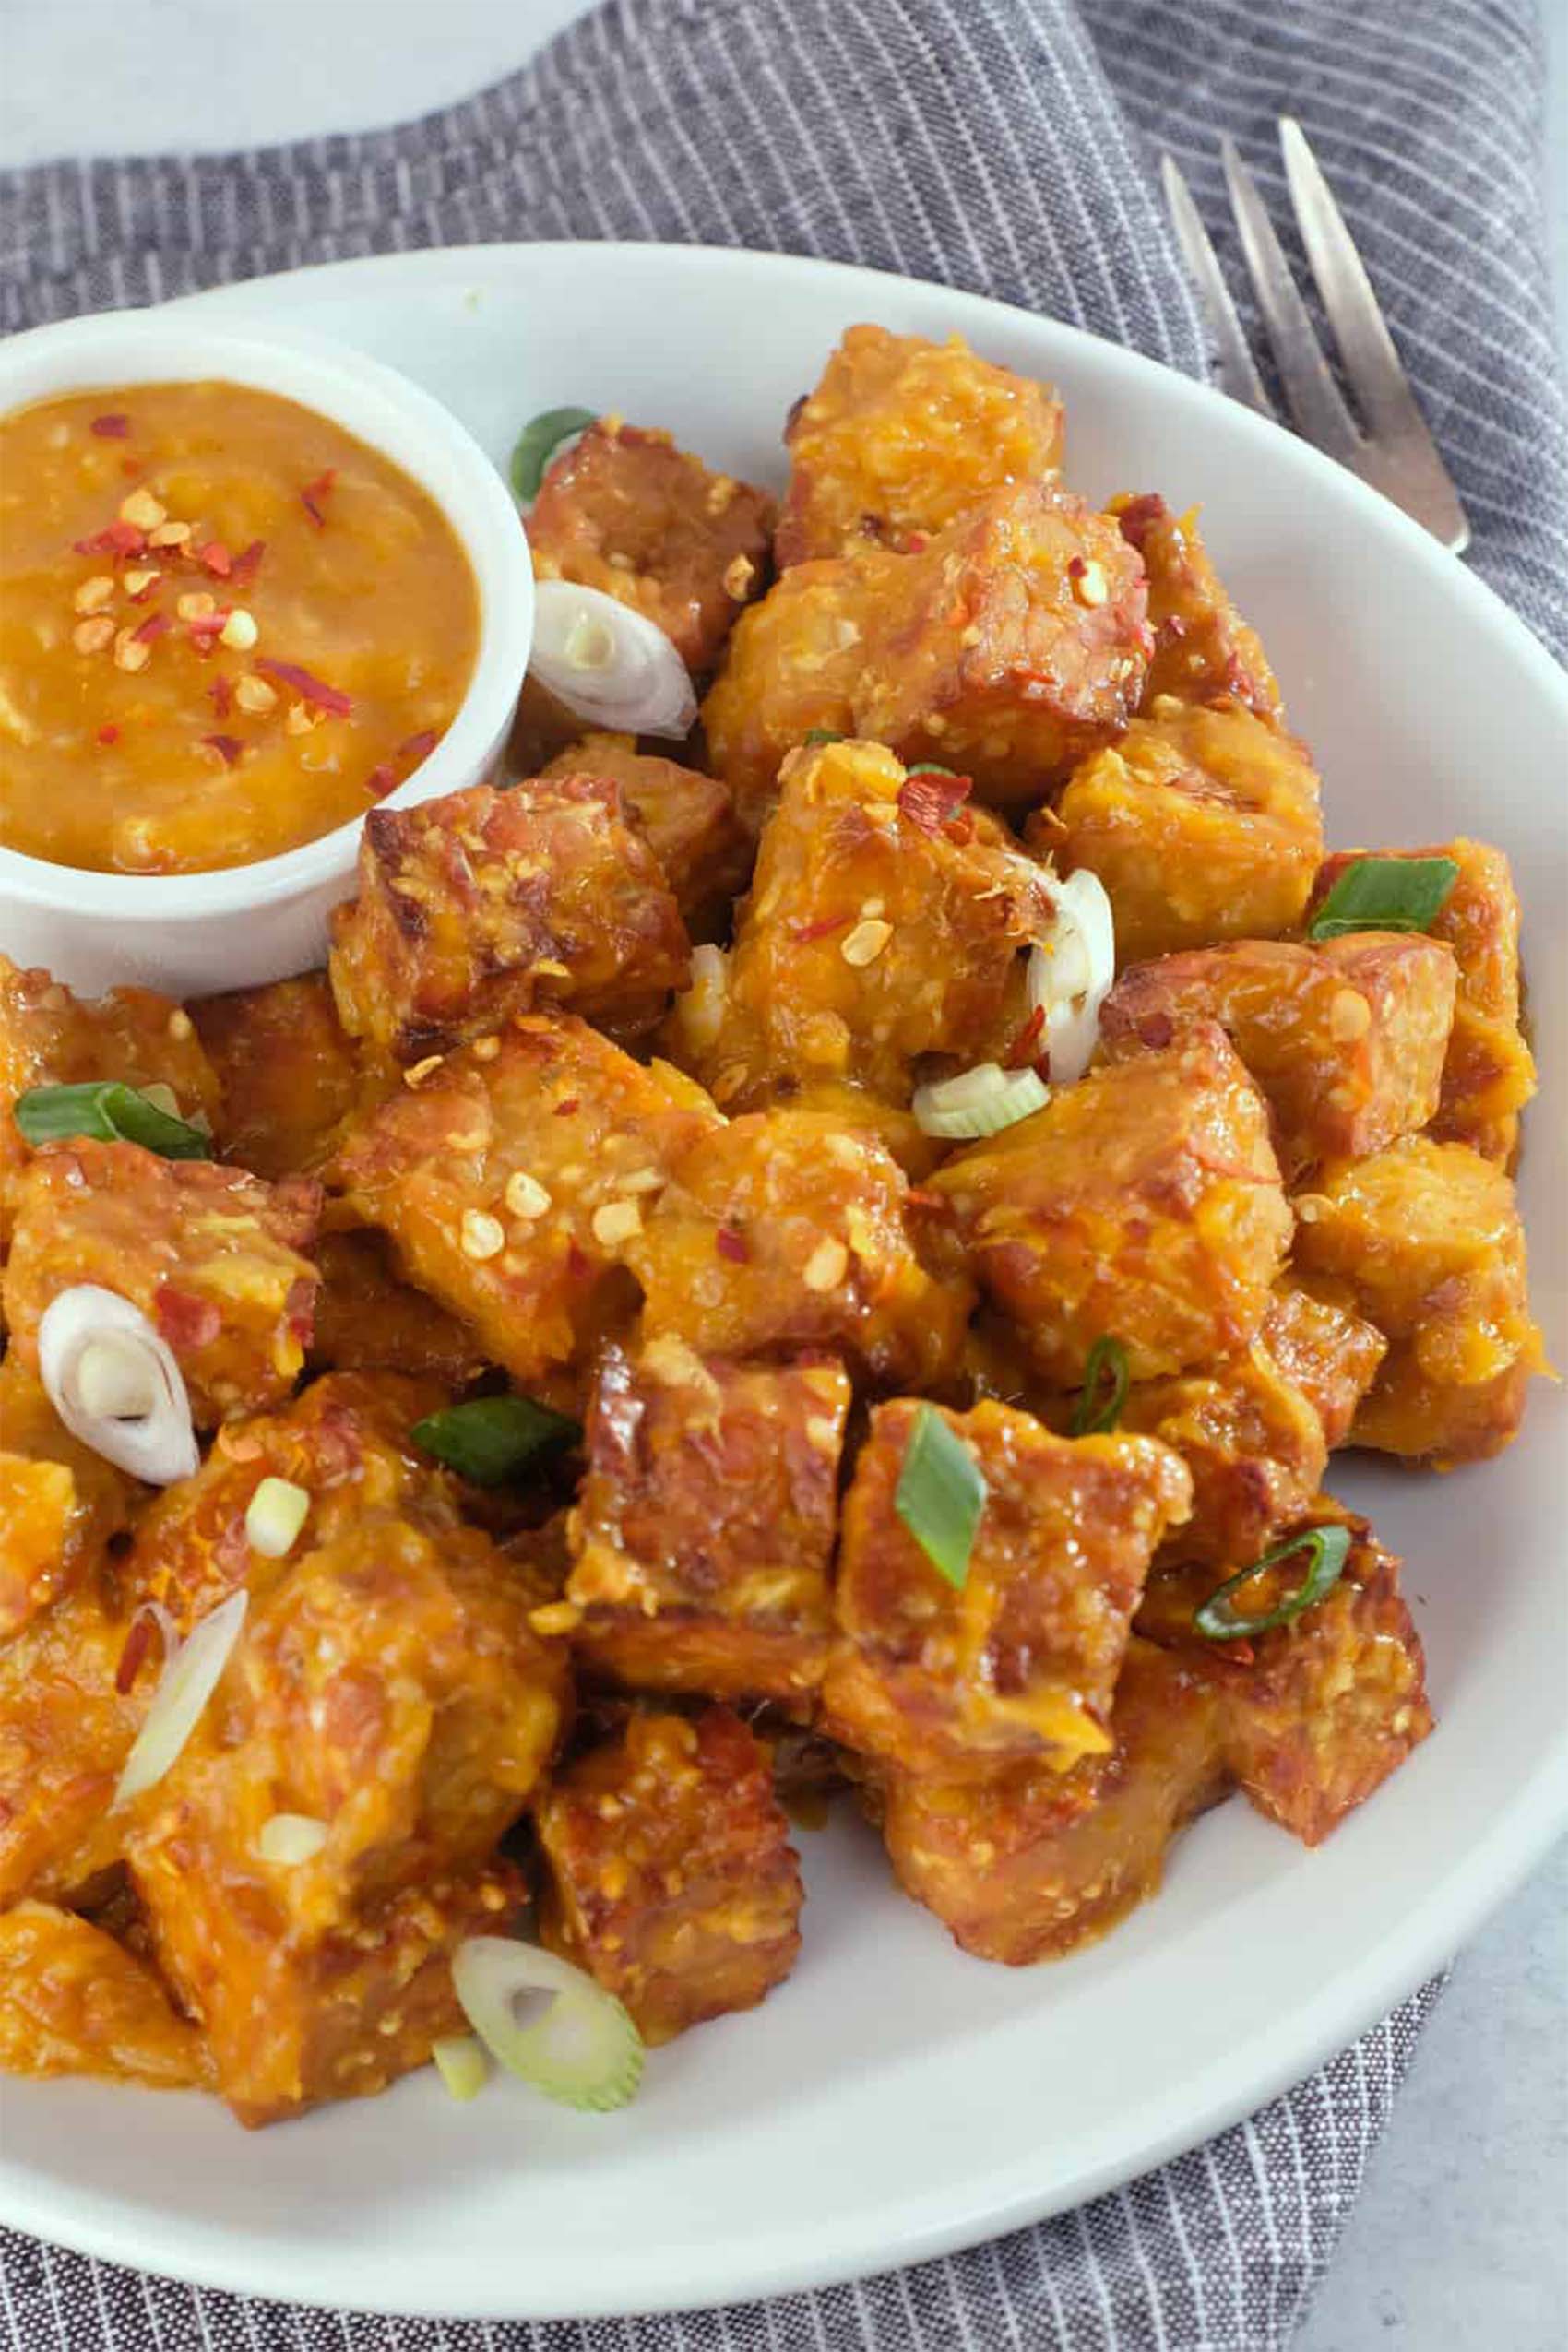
[2,3,1565,2345]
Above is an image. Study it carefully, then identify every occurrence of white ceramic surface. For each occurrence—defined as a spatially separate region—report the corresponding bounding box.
[0,311,533,996]
[0,244,1563,2324]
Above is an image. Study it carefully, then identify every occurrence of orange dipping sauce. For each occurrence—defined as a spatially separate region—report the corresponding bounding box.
[0,382,481,875]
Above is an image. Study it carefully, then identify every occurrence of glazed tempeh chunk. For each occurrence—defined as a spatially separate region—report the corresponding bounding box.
[1136,1507,1432,1846]
[307,1229,487,1387]
[1116,1341,1328,1571]
[929,1025,1291,1384]
[1099,932,1456,1178]
[0,1356,137,1636]
[1310,838,1536,1164]
[880,1639,1228,1963]
[1292,1135,1545,1466]
[0,1902,211,2091]
[1051,698,1323,963]
[0,952,220,1250]
[1110,493,1282,719]
[679,738,1056,1110]
[193,973,366,1181]
[528,419,776,674]
[540,732,749,935]
[536,1707,803,2045]
[625,1106,972,1389]
[124,1371,462,1630]
[3,1140,320,1424]
[703,481,1150,828]
[777,325,1064,564]
[330,1015,718,1386]
[0,1573,145,1907]
[566,1340,850,1702]
[328,777,690,1062]
[1261,1276,1388,1448]
[822,1400,1194,1776]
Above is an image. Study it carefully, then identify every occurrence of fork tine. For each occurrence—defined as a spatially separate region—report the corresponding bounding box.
[1220,135,1364,467]
[1279,117,1470,551]
[1159,153,1277,419]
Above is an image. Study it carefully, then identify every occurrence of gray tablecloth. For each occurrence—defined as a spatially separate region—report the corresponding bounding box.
[0,3,1562,2346]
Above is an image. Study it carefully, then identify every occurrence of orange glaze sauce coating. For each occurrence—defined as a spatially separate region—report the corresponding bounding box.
[0,383,481,874]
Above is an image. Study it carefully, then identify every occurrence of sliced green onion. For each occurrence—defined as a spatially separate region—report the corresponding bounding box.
[510,406,598,502]
[1308,855,1459,940]
[1194,1523,1353,1641]
[1071,1336,1129,1437]
[432,2034,492,2104]
[802,728,842,745]
[411,1395,581,1486]
[911,1062,1050,1140]
[256,1812,329,1865]
[452,1937,644,2112]
[14,1080,209,1160]
[894,1403,987,1590]
[113,1589,248,1809]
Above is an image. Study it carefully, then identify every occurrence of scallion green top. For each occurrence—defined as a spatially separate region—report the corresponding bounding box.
[894,1403,987,1589]
[1308,855,1458,940]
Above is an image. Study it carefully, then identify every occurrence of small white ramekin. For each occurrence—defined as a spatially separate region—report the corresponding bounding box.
[0,312,533,999]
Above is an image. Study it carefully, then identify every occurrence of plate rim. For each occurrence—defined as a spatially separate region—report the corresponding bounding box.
[3,236,1565,2322]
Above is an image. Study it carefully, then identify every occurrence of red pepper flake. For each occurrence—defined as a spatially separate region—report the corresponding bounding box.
[153,1285,221,1351]
[363,762,397,801]
[904,531,930,552]
[564,1239,592,1280]
[202,733,244,768]
[553,1097,580,1117]
[790,909,852,944]
[904,1188,943,1211]
[1114,493,1167,551]
[74,518,146,560]
[127,573,160,604]
[230,540,266,586]
[715,1226,749,1265]
[96,723,120,746]
[90,412,131,439]
[299,469,337,528]
[1004,1004,1046,1070]
[113,1613,159,1695]
[283,1276,316,1348]
[132,610,171,645]
[209,674,234,719]
[198,540,232,578]
[398,728,439,763]
[897,768,973,836]
[256,658,352,718]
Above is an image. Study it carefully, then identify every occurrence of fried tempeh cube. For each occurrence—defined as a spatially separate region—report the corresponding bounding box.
[1099,932,1456,1179]
[330,1016,718,1387]
[328,777,691,1063]
[703,481,1150,828]
[1261,1275,1388,1448]
[0,952,220,1252]
[1136,1506,1432,1846]
[125,1371,462,1630]
[1292,1134,1546,1466]
[1117,1341,1328,1571]
[565,1340,850,1703]
[625,1106,972,1389]
[540,732,749,935]
[127,1510,566,2123]
[776,324,1064,564]
[880,1639,1229,1963]
[0,1571,145,1907]
[536,1707,803,2045]
[0,1902,209,2091]
[529,419,775,674]
[0,1356,137,1636]
[3,1140,320,1424]
[822,1400,1193,1776]
[1051,698,1324,963]
[193,973,366,1181]
[674,738,1055,1111]
[929,1025,1291,1384]
[1310,838,1536,1164]
[1110,493,1282,719]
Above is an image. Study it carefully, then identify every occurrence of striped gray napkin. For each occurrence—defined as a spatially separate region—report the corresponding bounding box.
[0,2,1558,2346]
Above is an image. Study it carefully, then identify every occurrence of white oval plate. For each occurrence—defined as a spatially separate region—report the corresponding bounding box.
[2,244,1563,2324]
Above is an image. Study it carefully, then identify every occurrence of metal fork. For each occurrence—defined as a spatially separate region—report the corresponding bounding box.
[1161,117,1469,553]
